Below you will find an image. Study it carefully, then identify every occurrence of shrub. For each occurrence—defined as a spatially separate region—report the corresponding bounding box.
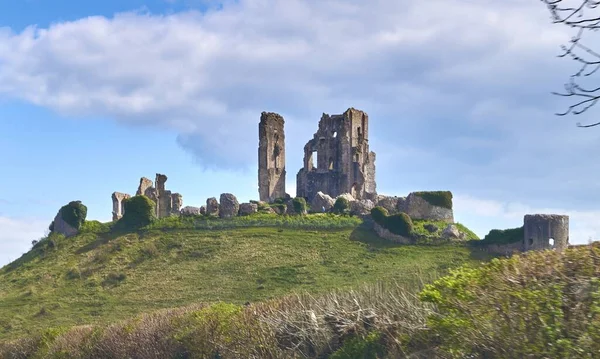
[292,197,307,215]
[413,191,453,210]
[117,195,156,230]
[80,220,111,234]
[370,206,388,224]
[477,226,524,245]
[420,244,600,358]
[333,197,350,214]
[384,213,413,237]
[330,331,386,359]
[59,201,88,230]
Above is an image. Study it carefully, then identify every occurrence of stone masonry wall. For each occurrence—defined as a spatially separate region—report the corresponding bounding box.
[258,112,286,202]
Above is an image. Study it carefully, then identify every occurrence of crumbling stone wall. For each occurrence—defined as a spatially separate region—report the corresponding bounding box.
[136,177,157,202]
[171,193,183,213]
[296,108,377,203]
[398,192,454,223]
[155,174,170,218]
[258,112,286,202]
[523,214,569,251]
[111,192,131,221]
[111,173,181,220]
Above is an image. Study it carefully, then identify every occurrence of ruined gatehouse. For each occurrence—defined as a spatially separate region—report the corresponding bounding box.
[258,112,286,203]
[296,108,377,202]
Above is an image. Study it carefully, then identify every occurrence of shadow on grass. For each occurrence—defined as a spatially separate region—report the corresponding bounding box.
[350,221,499,263]
[75,229,137,255]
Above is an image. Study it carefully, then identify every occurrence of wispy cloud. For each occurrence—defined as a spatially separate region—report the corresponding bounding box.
[0,216,48,267]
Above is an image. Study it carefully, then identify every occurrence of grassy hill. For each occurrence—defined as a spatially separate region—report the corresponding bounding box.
[0,214,489,342]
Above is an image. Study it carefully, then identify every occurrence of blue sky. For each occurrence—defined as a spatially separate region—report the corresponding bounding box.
[1,0,600,266]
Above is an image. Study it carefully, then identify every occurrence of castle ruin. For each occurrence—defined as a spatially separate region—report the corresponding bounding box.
[296,108,377,202]
[258,112,286,202]
[523,214,569,251]
[111,173,182,220]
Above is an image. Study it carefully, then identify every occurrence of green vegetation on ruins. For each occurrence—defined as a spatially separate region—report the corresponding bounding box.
[0,213,488,342]
[413,191,453,210]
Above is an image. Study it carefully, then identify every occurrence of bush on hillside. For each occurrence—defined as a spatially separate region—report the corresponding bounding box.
[116,195,156,230]
[333,197,350,214]
[370,206,388,224]
[292,197,308,215]
[413,191,453,210]
[59,201,88,230]
[420,244,600,358]
[384,213,413,237]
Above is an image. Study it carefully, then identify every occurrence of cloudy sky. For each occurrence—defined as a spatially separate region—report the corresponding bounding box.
[1,0,599,266]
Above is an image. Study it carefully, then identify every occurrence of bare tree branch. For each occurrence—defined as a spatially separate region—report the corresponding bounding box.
[542,0,600,125]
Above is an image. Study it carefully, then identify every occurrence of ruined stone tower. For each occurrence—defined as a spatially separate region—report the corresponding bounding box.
[258,112,286,202]
[523,214,569,251]
[296,108,376,202]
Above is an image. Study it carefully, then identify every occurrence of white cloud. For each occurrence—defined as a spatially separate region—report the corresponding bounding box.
[0,216,48,267]
[1,0,599,229]
[0,0,577,169]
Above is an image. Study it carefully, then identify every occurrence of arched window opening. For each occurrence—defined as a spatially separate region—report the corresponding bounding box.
[332,131,338,138]
[328,157,334,170]
[549,238,555,248]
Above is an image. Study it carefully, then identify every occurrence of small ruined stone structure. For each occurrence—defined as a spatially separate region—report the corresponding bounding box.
[111,174,182,220]
[523,214,569,251]
[111,192,131,221]
[296,108,376,203]
[258,112,286,202]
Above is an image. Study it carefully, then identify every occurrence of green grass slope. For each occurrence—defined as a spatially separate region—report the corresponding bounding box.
[0,214,489,341]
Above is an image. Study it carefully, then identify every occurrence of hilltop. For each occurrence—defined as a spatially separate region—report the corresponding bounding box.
[0,214,488,341]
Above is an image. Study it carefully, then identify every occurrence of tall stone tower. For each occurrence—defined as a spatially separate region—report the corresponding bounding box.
[258,112,286,202]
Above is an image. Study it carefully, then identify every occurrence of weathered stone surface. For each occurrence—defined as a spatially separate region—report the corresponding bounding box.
[424,223,439,233]
[50,202,85,237]
[473,241,523,256]
[398,192,454,222]
[285,199,297,215]
[296,108,377,203]
[219,193,239,218]
[136,177,154,197]
[200,206,206,215]
[181,206,201,216]
[111,192,131,221]
[524,214,569,251]
[239,203,258,216]
[337,193,356,203]
[155,173,170,218]
[271,204,287,215]
[350,199,375,216]
[442,224,461,239]
[373,222,411,244]
[206,197,219,216]
[259,112,286,203]
[376,195,399,214]
[171,193,183,213]
[311,191,335,212]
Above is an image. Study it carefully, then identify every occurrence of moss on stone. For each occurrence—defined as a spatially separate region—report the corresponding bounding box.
[292,197,307,215]
[413,191,453,210]
[475,226,524,246]
[117,195,156,230]
[370,206,388,224]
[333,197,350,214]
[59,201,88,230]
